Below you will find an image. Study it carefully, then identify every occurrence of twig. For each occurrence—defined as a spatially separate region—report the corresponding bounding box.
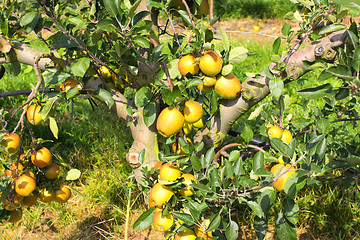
[180,0,196,28]
[0,88,57,98]
[213,143,242,164]
[12,56,43,133]
[162,0,183,53]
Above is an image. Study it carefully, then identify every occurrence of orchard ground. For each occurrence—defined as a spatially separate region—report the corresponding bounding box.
[1,18,360,240]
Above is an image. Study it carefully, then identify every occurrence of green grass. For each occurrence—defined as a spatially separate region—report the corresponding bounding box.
[1,36,360,239]
[0,65,142,239]
[214,0,301,19]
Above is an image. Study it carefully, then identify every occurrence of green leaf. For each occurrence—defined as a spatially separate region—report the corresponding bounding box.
[225,160,234,179]
[234,156,245,175]
[207,214,222,232]
[269,78,284,100]
[177,10,191,26]
[254,216,267,240]
[221,64,233,76]
[284,172,306,198]
[282,198,299,225]
[352,47,360,72]
[143,101,156,127]
[97,18,116,32]
[273,37,281,55]
[229,46,248,63]
[70,58,91,77]
[209,169,221,188]
[40,97,58,120]
[138,149,145,164]
[259,188,276,213]
[205,147,215,166]
[66,88,79,99]
[133,207,155,230]
[252,151,264,172]
[172,212,195,225]
[270,138,294,158]
[275,211,297,240]
[306,134,325,152]
[20,12,39,27]
[347,29,359,48]
[225,220,239,240]
[190,154,202,171]
[229,150,240,162]
[297,83,332,99]
[186,78,203,89]
[103,0,121,18]
[191,183,212,193]
[326,65,353,80]
[241,124,253,142]
[131,11,150,27]
[95,89,114,109]
[248,104,264,120]
[129,0,142,18]
[318,24,347,35]
[247,201,265,218]
[161,87,182,106]
[281,24,292,36]
[49,117,59,139]
[63,169,81,181]
[220,28,230,51]
[135,87,152,108]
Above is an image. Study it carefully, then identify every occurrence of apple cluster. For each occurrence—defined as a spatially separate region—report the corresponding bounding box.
[156,100,204,138]
[178,50,242,99]
[0,105,72,223]
[148,161,213,239]
[266,124,293,144]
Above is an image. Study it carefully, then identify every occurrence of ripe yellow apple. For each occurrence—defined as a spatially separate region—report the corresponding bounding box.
[1,133,20,153]
[267,126,282,139]
[8,208,22,223]
[31,147,52,168]
[270,163,296,191]
[153,209,174,232]
[61,78,82,93]
[281,129,293,144]
[193,117,205,128]
[194,218,213,240]
[55,184,72,203]
[160,163,181,182]
[183,101,203,123]
[214,73,242,99]
[175,229,197,240]
[98,66,112,80]
[39,188,55,203]
[203,75,217,87]
[157,107,185,138]
[26,105,42,125]
[178,55,199,76]
[179,173,197,197]
[21,193,37,207]
[14,174,36,196]
[199,50,223,76]
[148,183,174,208]
[44,163,60,179]
[197,83,213,93]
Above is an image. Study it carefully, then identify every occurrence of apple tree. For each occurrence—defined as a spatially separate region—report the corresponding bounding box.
[1,0,360,239]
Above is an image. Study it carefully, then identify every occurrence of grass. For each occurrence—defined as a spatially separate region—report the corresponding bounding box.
[1,35,360,239]
[214,0,301,20]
